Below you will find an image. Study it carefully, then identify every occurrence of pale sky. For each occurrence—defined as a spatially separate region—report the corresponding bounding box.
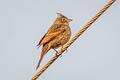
[0,0,120,80]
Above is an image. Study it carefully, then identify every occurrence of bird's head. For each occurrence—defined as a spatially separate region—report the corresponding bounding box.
[54,13,72,25]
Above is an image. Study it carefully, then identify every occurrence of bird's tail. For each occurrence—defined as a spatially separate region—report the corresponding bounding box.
[36,44,51,70]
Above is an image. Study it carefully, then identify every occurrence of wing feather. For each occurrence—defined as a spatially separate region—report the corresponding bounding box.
[37,24,65,47]
[40,30,63,45]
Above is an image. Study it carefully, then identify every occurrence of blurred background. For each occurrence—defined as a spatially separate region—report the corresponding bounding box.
[0,0,120,80]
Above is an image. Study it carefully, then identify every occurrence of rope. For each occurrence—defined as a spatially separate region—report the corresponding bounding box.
[32,0,115,80]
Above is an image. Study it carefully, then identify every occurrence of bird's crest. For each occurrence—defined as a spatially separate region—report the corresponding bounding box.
[56,13,65,18]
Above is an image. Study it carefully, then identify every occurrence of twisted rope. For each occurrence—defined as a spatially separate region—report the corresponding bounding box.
[32,0,115,79]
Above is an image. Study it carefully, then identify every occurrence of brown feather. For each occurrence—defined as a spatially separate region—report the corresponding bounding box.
[36,44,51,70]
[40,30,64,46]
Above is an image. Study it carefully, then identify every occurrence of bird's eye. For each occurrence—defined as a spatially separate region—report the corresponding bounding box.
[62,18,66,22]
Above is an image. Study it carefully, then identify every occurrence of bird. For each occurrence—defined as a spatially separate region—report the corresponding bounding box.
[36,13,72,70]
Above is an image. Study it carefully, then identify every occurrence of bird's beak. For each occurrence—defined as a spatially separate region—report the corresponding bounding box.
[68,19,72,22]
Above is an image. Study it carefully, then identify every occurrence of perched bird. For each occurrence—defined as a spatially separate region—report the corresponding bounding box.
[36,13,72,70]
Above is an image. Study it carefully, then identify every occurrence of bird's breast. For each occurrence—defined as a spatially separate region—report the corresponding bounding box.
[51,25,71,49]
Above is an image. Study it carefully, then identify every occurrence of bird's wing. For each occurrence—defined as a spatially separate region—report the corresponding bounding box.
[39,30,63,45]
[37,33,46,47]
[37,25,65,47]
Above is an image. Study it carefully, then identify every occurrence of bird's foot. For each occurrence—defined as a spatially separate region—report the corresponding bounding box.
[53,48,63,57]
[55,53,62,57]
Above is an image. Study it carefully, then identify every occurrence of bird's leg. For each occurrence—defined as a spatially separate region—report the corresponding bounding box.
[53,48,58,53]
[53,48,62,57]
[53,48,58,56]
